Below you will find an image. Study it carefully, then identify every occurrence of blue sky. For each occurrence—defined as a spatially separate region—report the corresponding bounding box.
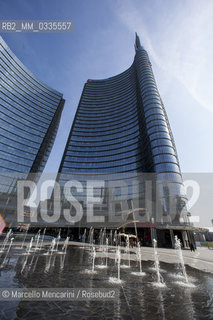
[1,0,213,175]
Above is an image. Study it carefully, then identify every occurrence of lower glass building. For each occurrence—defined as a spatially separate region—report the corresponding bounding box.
[57,34,194,248]
[0,36,65,223]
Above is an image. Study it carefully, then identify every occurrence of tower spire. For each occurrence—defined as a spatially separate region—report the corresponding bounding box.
[135,32,143,51]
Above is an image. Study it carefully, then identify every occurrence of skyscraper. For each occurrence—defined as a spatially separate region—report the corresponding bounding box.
[0,36,65,223]
[56,34,194,248]
[60,34,180,175]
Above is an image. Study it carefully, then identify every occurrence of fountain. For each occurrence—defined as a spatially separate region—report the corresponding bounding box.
[0,228,212,319]
[39,228,46,251]
[174,236,195,287]
[50,231,61,268]
[131,242,146,276]
[96,234,108,269]
[56,236,70,255]
[114,230,118,247]
[47,234,68,269]
[91,246,96,273]
[20,237,34,273]
[45,238,56,272]
[21,224,30,249]
[0,237,14,268]
[34,229,41,251]
[109,245,123,283]
[55,229,61,252]
[121,236,131,268]
[152,239,166,287]
[25,237,34,255]
[174,236,188,281]
[83,228,96,273]
[101,228,106,251]
[96,228,108,268]
[49,238,56,255]
[62,237,70,254]
[116,246,121,281]
[89,227,94,251]
[84,245,97,274]
[137,242,142,273]
[28,250,36,271]
[126,236,131,267]
[0,229,12,253]
[43,237,56,256]
[59,254,65,270]
[105,237,108,267]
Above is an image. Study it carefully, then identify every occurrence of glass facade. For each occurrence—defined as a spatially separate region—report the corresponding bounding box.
[56,34,189,231]
[0,36,64,213]
[59,34,180,178]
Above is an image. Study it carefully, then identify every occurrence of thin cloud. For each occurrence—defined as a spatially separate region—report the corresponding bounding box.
[114,0,213,113]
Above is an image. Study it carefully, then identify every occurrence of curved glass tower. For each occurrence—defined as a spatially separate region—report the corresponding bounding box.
[0,36,64,221]
[57,34,193,248]
[0,36,64,174]
[60,34,180,177]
